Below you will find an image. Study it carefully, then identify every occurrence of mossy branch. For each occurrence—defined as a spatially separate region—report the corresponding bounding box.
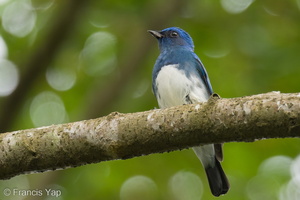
[0,92,300,180]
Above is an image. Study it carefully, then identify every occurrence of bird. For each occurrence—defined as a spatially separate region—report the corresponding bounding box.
[148,27,229,196]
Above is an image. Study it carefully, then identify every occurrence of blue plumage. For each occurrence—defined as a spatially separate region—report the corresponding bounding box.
[149,27,229,196]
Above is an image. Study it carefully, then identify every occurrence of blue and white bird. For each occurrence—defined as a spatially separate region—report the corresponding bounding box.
[148,27,229,196]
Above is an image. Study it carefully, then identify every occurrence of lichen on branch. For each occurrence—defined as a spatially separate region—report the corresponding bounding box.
[0,92,299,180]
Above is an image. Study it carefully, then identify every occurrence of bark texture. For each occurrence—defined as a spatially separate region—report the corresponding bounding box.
[0,92,299,180]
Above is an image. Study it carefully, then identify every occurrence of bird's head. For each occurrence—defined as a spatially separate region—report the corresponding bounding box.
[148,27,194,51]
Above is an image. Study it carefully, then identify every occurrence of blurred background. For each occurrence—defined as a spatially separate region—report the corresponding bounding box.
[0,0,300,199]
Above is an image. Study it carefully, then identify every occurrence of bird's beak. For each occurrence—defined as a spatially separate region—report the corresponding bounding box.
[148,30,163,39]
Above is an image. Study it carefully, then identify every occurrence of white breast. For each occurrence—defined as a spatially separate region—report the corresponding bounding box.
[155,64,210,108]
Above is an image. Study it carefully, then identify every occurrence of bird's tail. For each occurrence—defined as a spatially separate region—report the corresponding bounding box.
[205,158,229,197]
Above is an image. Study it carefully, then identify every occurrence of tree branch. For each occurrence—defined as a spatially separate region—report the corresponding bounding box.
[1,92,300,180]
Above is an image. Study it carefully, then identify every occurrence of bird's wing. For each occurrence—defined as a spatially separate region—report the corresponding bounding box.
[192,53,225,161]
[192,52,213,95]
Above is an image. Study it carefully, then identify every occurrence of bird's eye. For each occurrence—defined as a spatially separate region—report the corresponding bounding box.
[170,31,178,37]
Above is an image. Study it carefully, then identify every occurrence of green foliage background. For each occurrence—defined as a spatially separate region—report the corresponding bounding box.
[0,0,300,199]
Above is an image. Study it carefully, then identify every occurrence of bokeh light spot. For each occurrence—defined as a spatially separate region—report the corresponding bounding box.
[246,175,280,200]
[279,179,300,200]
[2,0,36,37]
[30,91,68,127]
[236,25,271,56]
[0,59,19,96]
[278,155,300,200]
[120,175,158,200]
[80,31,117,76]
[169,171,203,200]
[203,48,230,58]
[290,155,300,188]
[221,0,254,14]
[247,155,293,200]
[132,79,150,98]
[46,68,76,91]
[0,0,9,5]
[31,0,55,10]
[259,155,292,179]
[202,34,230,58]
[88,10,110,28]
